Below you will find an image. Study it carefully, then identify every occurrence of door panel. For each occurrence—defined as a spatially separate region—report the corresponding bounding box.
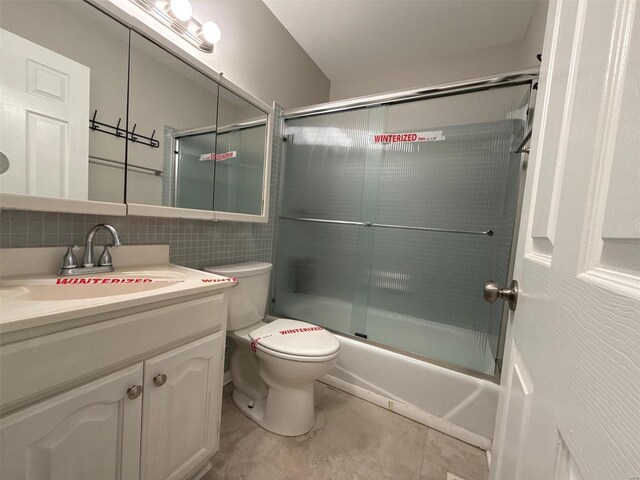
[0,28,89,199]
[140,333,225,480]
[491,0,640,478]
[0,364,143,480]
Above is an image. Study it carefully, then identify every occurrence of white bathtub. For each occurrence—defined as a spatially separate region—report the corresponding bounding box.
[322,335,498,450]
[272,294,500,450]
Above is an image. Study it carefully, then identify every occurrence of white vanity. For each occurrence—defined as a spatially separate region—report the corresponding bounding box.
[0,245,234,480]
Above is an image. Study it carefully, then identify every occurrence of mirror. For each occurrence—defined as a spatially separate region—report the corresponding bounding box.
[1,0,271,220]
[0,0,129,203]
[214,87,269,216]
[126,31,219,211]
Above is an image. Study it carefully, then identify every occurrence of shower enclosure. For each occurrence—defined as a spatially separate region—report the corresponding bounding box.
[273,73,535,378]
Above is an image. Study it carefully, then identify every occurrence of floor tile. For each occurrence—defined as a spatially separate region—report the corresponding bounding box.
[334,457,390,480]
[211,421,280,479]
[212,381,489,480]
[243,458,289,480]
[347,396,428,479]
[419,457,449,480]
[423,429,489,480]
[266,435,345,480]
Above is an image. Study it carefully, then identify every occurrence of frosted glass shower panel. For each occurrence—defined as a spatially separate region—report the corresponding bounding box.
[281,109,372,221]
[174,132,216,210]
[275,84,530,376]
[214,124,266,215]
[274,220,363,333]
[371,86,529,231]
[360,86,529,374]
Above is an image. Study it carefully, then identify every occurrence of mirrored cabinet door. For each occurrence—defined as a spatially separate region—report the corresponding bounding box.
[0,0,129,204]
[214,87,269,218]
[126,31,219,214]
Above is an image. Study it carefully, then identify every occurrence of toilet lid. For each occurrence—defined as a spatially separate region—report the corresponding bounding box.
[249,319,340,357]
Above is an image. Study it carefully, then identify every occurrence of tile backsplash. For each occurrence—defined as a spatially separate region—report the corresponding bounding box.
[0,106,283,271]
[0,211,274,269]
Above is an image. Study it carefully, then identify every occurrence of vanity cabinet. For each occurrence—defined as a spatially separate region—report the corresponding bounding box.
[141,333,224,480]
[1,332,224,480]
[0,364,144,479]
[0,289,228,480]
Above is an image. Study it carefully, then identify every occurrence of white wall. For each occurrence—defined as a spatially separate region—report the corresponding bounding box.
[103,0,330,109]
[191,0,330,109]
[329,2,549,101]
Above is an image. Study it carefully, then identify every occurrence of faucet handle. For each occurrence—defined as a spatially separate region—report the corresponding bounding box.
[98,246,113,267]
[61,245,79,269]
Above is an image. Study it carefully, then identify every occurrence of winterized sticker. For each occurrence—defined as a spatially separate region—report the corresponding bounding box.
[199,151,238,161]
[370,131,445,144]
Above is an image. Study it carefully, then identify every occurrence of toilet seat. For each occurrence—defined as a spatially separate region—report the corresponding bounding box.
[248,318,340,361]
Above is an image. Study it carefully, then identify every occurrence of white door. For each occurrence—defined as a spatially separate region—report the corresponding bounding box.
[0,28,89,199]
[490,1,640,479]
[140,333,225,480]
[0,364,143,480]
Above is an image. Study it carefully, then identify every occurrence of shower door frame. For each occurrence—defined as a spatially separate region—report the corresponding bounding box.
[272,68,539,383]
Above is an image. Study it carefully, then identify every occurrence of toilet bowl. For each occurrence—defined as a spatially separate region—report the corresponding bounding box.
[204,262,340,436]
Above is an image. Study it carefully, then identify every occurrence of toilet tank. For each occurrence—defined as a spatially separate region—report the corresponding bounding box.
[203,262,273,331]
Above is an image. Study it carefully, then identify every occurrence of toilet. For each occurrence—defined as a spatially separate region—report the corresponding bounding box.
[204,262,340,436]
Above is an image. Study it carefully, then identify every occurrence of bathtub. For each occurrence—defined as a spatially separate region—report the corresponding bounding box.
[271,294,500,450]
[322,335,498,450]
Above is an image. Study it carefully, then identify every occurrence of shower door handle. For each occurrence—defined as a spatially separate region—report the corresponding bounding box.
[483,280,519,311]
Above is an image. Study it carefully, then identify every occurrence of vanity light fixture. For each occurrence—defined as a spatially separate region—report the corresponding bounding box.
[132,0,221,53]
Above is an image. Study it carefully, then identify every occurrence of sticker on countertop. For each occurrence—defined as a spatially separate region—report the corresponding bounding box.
[370,131,445,144]
[55,277,160,285]
[201,277,237,283]
[199,151,237,161]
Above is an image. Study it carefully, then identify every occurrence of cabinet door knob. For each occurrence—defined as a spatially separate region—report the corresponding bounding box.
[153,374,168,387]
[127,385,143,399]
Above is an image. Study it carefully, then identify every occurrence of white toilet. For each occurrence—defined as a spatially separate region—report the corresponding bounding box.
[204,262,340,436]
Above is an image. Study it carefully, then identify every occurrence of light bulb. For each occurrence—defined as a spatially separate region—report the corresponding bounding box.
[169,0,192,21]
[201,21,221,44]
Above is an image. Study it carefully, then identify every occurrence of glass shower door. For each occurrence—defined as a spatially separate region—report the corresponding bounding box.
[275,107,373,334]
[174,131,216,210]
[360,86,528,375]
[274,84,530,376]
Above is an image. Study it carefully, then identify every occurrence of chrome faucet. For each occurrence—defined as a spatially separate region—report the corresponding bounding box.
[83,224,122,267]
[58,224,123,276]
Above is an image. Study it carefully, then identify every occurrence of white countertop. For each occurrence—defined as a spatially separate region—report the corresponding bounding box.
[0,246,236,334]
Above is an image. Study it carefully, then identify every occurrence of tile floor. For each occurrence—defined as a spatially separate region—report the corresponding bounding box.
[204,382,489,480]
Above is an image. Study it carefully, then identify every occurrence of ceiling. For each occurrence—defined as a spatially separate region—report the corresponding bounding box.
[263,0,538,81]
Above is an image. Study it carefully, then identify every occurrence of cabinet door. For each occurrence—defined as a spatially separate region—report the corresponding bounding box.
[140,333,225,480]
[1,364,143,480]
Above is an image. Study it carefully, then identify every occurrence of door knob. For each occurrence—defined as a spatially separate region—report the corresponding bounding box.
[484,280,519,311]
[127,385,143,399]
[153,374,167,387]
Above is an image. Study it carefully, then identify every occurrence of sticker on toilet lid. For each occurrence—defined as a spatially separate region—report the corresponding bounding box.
[249,319,339,357]
[251,335,272,353]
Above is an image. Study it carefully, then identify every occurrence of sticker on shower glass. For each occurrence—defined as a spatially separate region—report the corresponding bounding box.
[370,131,445,144]
[199,151,237,161]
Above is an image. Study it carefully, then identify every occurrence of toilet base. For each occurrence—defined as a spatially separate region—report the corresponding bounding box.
[232,384,316,437]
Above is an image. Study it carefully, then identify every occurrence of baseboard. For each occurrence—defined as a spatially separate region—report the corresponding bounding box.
[189,461,212,480]
[320,375,492,451]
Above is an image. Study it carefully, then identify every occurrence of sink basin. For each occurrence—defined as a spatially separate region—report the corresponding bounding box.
[1,280,180,301]
[113,270,187,280]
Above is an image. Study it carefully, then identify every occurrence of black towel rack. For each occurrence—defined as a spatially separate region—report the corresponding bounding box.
[89,109,159,148]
